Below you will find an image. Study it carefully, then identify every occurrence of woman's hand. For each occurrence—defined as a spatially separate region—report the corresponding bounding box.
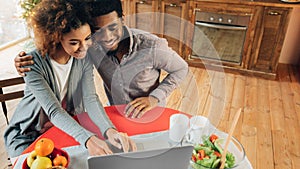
[86,135,113,156]
[105,128,137,153]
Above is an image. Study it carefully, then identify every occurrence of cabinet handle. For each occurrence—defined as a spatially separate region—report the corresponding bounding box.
[193,8,201,15]
[268,11,280,16]
[138,1,145,4]
[169,3,177,7]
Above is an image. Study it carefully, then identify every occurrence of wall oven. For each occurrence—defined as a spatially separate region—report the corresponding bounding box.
[190,10,251,65]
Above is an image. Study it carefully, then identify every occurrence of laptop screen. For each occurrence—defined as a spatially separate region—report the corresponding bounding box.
[87,145,193,169]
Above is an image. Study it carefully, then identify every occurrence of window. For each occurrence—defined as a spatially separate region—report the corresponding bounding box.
[0,0,30,50]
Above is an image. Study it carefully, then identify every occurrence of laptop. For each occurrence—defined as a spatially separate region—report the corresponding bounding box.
[87,145,193,169]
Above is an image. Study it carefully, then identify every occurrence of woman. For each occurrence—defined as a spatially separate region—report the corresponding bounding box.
[4,0,135,158]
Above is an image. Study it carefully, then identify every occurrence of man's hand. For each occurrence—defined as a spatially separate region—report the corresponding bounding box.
[14,51,34,76]
[105,128,137,153]
[125,96,159,118]
[86,135,113,156]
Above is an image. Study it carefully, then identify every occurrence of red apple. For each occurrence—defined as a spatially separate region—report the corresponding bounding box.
[48,148,63,160]
[48,148,70,167]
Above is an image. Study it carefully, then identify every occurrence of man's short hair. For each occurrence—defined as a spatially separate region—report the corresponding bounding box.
[89,0,123,18]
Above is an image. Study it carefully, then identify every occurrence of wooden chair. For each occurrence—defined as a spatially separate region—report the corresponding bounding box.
[0,76,25,124]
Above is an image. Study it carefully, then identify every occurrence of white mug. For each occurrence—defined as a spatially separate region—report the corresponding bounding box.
[185,128,202,143]
[169,114,189,142]
[185,116,208,143]
[189,116,208,129]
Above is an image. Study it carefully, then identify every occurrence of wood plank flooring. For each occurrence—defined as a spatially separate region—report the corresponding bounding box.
[1,64,300,169]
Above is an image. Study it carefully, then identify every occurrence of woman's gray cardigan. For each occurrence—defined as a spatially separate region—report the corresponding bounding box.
[4,50,114,157]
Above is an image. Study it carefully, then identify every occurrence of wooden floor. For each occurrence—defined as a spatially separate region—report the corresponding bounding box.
[1,64,300,169]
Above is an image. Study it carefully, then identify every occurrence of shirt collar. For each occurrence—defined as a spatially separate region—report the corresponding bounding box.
[123,25,134,56]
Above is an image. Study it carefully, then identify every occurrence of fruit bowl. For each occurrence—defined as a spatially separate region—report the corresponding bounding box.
[22,147,70,169]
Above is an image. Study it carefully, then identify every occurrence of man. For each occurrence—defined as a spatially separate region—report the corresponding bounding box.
[14,0,189,118]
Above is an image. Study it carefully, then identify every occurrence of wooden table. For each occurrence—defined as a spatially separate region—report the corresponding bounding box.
[14,105,254,169]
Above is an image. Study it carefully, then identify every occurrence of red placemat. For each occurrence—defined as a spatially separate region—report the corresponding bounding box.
[104,105,184,135]
[22,105,188,154]
[22,122,80,155]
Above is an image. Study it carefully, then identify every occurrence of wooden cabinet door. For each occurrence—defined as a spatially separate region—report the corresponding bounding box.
[159,0,188,56]
[250,7,292,74]
[121,0,131,26]
[128,0,159,33]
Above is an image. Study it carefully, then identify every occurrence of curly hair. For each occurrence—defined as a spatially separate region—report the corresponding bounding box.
[28,0,92,57]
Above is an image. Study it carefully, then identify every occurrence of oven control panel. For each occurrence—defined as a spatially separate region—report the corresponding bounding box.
[195,12,249,26]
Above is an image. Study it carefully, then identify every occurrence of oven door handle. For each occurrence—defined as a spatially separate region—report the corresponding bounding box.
[195,21,247,31]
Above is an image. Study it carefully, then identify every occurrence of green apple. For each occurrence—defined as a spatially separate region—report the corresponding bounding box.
[30,156,52,169]
[27,150,37,167]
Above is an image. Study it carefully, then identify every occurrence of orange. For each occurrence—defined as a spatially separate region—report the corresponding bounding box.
[34,138,55,157]
[53,155,68,167]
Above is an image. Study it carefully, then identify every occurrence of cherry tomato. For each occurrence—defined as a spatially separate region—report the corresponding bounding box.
[209,134,218,143]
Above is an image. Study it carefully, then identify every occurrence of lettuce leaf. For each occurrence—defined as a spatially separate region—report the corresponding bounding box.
[226,152,236,168]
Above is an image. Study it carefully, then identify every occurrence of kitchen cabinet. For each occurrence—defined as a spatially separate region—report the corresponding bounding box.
[249,6,292,74]
[185,1,294,79]
[122,0,297,79]
[121,0,131,26]
[159,0,189,56]
[128,0,159,33]
[121,0,189,56]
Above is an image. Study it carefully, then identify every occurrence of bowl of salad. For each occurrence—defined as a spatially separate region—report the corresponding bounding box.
[190,134,245,169]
